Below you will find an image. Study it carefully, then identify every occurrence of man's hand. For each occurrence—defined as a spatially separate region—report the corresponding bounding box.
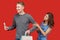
[25,30,30,35]
[3,22,9,31]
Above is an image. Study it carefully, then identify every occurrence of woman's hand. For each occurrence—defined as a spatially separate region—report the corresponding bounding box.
[34,24,40,29]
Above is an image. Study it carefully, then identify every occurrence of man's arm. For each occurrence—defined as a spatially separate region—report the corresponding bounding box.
[25,14,38,34]
[30,24,37,32]
[3,17,16,31]
[28,14,37,32]
[8,17,16,30]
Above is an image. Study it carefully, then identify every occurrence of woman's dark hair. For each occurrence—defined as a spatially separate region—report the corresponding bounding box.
[43,12,54,28]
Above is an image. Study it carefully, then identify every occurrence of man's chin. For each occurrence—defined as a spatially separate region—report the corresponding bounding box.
[17,11,21,13]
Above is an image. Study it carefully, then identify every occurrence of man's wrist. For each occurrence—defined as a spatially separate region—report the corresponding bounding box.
[7,27,10,31]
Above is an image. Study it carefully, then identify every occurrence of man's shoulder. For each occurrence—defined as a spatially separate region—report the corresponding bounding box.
[14,13,32,17]
[13,13,19,18]
[25,13,32,17]
[15,13,19,16]
[14,13,20,17]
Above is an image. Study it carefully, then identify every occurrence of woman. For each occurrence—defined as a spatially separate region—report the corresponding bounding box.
[35,12,54,40]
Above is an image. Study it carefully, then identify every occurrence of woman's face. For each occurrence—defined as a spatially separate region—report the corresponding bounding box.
[44,14,49,21]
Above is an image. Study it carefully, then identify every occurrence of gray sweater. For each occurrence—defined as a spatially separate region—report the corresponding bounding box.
[8,13,36,38]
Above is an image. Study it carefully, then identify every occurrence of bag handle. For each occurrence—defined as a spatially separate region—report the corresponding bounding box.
[25,32,30,36]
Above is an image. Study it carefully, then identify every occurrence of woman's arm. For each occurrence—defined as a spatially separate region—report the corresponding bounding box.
[35,24,52,36]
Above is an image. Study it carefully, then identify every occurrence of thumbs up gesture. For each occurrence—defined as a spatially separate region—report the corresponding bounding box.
[3,22,9,30]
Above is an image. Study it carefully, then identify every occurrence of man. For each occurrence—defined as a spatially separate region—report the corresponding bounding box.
[3,2,37,40]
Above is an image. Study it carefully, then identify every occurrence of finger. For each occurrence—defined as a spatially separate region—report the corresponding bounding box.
[3,22,6,26]
[3,23,7,28]
[25,31,27,35]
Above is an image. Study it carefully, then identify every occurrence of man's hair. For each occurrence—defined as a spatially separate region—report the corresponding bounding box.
[17,1,25,6]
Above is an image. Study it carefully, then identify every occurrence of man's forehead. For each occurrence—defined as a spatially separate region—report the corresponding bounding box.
[16,4,24,7]
[16,4,21,6]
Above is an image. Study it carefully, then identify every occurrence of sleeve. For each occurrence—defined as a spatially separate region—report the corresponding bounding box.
[28,14,37,32]
[28,15,36,24]
[30,25,38,32]
[30,23,42,32]
[8,17,16,30]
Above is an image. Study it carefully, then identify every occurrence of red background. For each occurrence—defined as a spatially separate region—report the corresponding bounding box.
[0,0,60,40]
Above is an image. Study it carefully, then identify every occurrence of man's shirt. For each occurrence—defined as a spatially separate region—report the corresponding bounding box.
[8,13,36,38]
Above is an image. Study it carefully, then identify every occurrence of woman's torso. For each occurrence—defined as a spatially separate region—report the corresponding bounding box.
[37,22,49,40]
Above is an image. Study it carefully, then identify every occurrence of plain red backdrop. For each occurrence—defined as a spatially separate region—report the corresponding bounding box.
[0,0,60,40]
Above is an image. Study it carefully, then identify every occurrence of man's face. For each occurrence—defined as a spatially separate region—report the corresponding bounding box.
[16,4,24,13]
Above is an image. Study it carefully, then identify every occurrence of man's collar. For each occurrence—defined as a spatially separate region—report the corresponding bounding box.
[19,12,25,16]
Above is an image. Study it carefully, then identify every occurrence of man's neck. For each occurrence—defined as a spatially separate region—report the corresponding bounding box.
[19,11,25,15]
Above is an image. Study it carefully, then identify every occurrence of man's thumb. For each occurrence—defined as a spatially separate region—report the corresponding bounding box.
[3,22,7,28]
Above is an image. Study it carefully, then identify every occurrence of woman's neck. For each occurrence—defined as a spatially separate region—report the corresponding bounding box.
[44,20,48,25]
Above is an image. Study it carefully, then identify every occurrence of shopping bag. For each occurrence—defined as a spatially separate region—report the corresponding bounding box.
[20,33,33,40]
[21,36,33,40]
